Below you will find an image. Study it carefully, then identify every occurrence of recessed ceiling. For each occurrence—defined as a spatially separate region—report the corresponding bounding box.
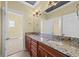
[24,1,40,8]
[45,1,70,13]
[25,1,36,5]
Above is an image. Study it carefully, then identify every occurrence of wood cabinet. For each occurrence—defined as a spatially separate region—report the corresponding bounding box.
[25,35,69,57]
[38,42,68,57]
[25,35,38,57]
[38,45,53,57]
[30,39,38,57]
[25,36,32,56]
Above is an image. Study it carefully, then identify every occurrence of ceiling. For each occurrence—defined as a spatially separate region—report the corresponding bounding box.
[20,1,48,15]
[23,1,70,13]
[25,1,37,5]
[23,1,40,8]
[45,1,70,13]
[12,1,71,18]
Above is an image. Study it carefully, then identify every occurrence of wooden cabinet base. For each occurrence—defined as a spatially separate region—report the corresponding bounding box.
[38,42,68,57]
[25,35,69,57]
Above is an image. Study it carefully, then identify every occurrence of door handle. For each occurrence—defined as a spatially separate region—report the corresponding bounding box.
[6,38,10,40]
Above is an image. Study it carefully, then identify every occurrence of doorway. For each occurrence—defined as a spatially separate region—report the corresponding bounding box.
[6,10,24,56]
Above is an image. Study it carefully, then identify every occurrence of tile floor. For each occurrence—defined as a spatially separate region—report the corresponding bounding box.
[9,50,30,57]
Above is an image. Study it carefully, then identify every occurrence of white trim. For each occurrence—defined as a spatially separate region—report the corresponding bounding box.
[19,1,40,8]
[22,18,26,51]
[2,1,8,57]
[45,1,75,14]
[8,9,23,16]
[8,10,23,16]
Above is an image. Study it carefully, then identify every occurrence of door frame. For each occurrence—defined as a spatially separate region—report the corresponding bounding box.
[2,1,8,57]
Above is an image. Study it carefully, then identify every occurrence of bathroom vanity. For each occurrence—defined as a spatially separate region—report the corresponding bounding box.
[25,33,79,57]
[25,34,67,57]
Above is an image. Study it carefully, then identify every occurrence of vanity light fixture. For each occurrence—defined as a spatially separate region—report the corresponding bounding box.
[33,10,42,17]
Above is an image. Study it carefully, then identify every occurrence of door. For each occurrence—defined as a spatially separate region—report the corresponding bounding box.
[38,46,47,57]
[6,11,24,56]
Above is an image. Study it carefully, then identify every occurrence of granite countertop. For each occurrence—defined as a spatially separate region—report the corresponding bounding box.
[26,34,79,57]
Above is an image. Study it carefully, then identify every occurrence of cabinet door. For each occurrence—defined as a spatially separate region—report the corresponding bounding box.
[63,12,79,38]
[25,36,27,49]
[31,48,37,57]
[30,39,38,57]
[38,46,48,57]
[26,36,31,52]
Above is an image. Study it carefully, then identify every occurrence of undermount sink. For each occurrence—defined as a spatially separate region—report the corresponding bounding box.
[48,40,63,45]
